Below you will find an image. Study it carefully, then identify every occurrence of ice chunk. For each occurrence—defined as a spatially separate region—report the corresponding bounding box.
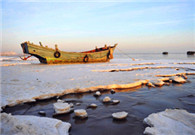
[182,74,188,79]
[69,103,74,108]
[1,79,149,109]
[88,103,97,108]
[112,111,128,120]
[38,111,46,116]
[103,96,111,103]
[74,109,88,118]
[57,99,64,103]
[143,109,195,135]
[0,113,71,135]
[76,103,81,106]
[171,76,187,83]
[53,102,71,114]
[110,89,116,94]
[146,82,156,88]
[159,77,170,82]
[94,91,101,97]
[112,100,120,104]
[151,80,165,87]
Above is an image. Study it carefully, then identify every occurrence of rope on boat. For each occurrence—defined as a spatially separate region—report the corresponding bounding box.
[19,55,31,60]
[116,48,136,61]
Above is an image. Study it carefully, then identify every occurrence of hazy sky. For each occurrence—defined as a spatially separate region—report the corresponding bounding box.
[1,0,195,53]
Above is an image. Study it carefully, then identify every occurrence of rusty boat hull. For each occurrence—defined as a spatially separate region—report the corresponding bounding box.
[21,42,117,64]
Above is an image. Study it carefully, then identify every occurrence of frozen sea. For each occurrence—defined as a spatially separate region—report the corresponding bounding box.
[1,53,195,135]
[1,53,195,107]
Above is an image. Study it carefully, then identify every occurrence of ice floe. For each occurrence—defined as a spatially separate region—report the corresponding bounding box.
[57,99,64,103]
[1,80,148,110]
[0,113,71,135]
[1,57,195,134]
[112,100,120,104]
[1,57,195,111]
[156,72,195,77]
[103,96,111,103]
[171,76,187,83]
[150,80,165,87]
[1,63,30,67]
[94,91,101,97]
[146,82,156,87]
[144,109,195,135]
[0,75,192,111]
[110,89,116,94]
[93,66,195,73]
[74,109,88,118]
[76,103,81,106]
[112,111,128,120]
[88,103,97,108]
[38,111,46,116]
[53,102,71,115]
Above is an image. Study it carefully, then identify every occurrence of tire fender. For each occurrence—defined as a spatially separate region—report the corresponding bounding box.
[83,55,89,62]
[54,51,61,58]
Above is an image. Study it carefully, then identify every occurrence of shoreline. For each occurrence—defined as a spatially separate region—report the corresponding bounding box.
[1,72,195,110]
[1,56,195,135]
[2,76,195,135]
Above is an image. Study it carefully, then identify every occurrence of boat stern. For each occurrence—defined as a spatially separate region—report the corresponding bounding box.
[21,42,30,54]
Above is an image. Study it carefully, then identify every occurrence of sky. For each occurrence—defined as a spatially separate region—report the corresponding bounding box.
[1,0,195,53]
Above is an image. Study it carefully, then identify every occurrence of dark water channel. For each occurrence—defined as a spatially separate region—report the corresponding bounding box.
[4,76,195,135]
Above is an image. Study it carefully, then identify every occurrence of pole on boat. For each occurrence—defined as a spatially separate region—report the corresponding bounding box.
[55,44,59,51]
[39,42,43,46]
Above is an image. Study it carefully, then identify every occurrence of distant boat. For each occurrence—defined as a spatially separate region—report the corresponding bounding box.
[21,41,118,64]
[187,51,195,55]
[162,52,168,55]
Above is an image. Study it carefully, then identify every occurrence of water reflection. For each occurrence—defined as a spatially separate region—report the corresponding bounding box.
[3,77,195,135]
[112,118,127,124]
[53,113,72,121]
[74,117,88,124]
[187,55,195,59]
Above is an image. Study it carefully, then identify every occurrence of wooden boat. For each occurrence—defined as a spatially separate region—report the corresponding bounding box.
[21,41,117,64]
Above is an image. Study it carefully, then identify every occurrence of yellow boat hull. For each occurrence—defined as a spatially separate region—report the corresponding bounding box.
[21,42,117,64]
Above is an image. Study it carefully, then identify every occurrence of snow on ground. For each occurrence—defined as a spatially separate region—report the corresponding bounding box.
[0,113,71,135]
[143,109,195,135]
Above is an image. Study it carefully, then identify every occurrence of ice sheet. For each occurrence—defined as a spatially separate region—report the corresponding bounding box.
[143,109,195,135]
[1,57,195,110]
[0,113,71,135]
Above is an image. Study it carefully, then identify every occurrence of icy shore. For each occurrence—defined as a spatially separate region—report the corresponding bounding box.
[1,72,194,110]
[0,113,71,135]
[1,79,148,109]
[1,63,195,110]
[1,58,194,111]
[144,109,195,135]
